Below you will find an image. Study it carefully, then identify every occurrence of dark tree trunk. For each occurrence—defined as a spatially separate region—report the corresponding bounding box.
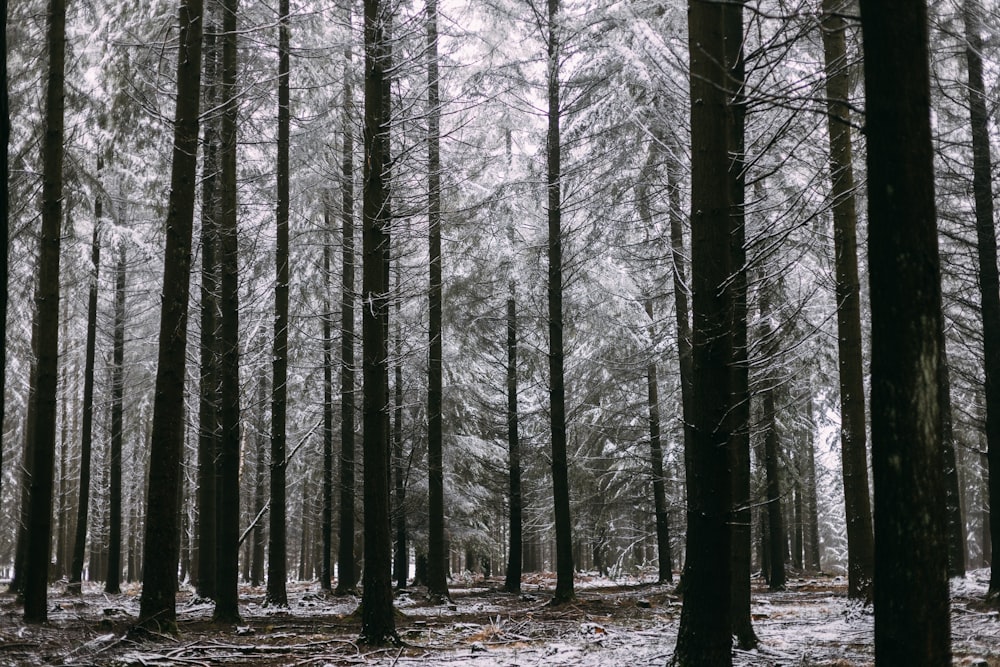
[425,0,449,604]
[804,398,822,571]
[0,0,8,528]
[636,139,672,586]
[196,14,221,601]
[69,195,101,594]
[392,273,407,590]
[213,0,241,624]
[359,0,396,643]
[321,203,334,592]
[762,364,786,590]
[504,287,522,593]
[392,369,407,589]
[672,0,733,662]
[939,333,965,577]
[962,0,1000,599]
[266,0,291,608]
[251,372,268,588]
[336,20,357,595]
[821,0,875,602]
[724,0,755,648]
[546,0,574,606]
[105,243,126,593]
[9,307,38,596]
[23,0,67,623]
[792,453,804,570]
[645,300,672,583]
[137,0,203,633]
[860,0,952,662]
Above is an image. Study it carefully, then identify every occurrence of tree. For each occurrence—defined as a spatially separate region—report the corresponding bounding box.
[266,0,291,608]
[359,0,396,643]
[760,283,786,591]
[961,0,1000,599]
[644,299,671,583]
[860,0,951,662]
[68,179,101,595]
[425,0,449,604]
[214,0,242,624]
[724,0,755,648]
[546,0,574,606]
[106,242,126,593]
[337,17,357,595]
[137,0,203,633]
[820,0,875,602]
[196,9,221,602]
[0,0,8,515]
[503,280,522,593]
[321,202,334,592]
[671,0,733,661]
[23,0,67,623]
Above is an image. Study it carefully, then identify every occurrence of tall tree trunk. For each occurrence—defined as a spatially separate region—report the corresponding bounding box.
[962,0,1000,599]
[213,0,242,624]
[760,295,786,591]
[336,18,357,595]
[820,0,875,602]
[23,0,67,623]
[321,203,334,592]
[9,302,38,596]
[546,0,574,605]
[804,397,822,570]
[69,192,101,594]
[724,0,756,648]
[360,0,396,642]
[105,242,126,593]
[644,299,672,583]
[860,0,951,661]
[636,138,672,585]
[503,284,522,593]
[251,372,268,587]
[425,0,449,604]
[939,332,965,577]
[672,0,733,662]
[196,12,221,601]
[138,0,203,633]
[392,268,407,590]
[0,0,8,518]
[266,0,291,608]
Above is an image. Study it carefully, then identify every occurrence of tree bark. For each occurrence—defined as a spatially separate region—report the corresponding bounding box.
[266,0,291,608]
[546,0,574,605]
[213,0,242,624]
[337,16,357,595]
[820,0,875,602]
[392,331,407,589]
[321,202,334,591]
[360,0,396,642]
[105,242,126,593]
[23,0,67,623]
[426,0,449,603]
[251,374,268,587]
[672,0,733,662]
[69,191,101,594]
[644,299,672,584]
[860,0,952,661]
[504,285,523,593]
[196,13,221,600]
[961,0,1000,599]
[137,0,203,633]
[724,0,755,648]
[0,0,9,523]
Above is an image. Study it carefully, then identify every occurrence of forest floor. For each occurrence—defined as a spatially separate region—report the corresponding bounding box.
[0,569,997,666]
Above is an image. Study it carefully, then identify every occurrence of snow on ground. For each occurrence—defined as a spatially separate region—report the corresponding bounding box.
[0,570,997,666]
